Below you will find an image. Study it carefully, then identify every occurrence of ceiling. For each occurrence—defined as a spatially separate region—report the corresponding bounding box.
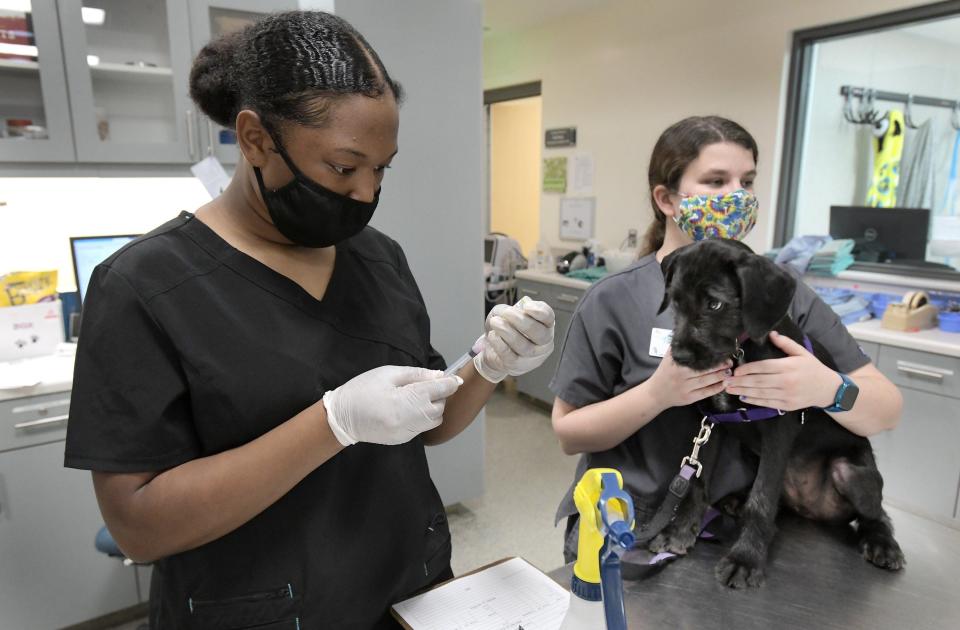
[482,0,616,35]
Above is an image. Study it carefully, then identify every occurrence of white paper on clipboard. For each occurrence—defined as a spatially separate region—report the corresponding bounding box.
[391,557,569,630]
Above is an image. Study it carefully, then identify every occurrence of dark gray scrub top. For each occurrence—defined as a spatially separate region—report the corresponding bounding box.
[551,253,871,525]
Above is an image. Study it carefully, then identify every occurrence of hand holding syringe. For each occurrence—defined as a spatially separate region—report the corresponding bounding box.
[445,296,556,382]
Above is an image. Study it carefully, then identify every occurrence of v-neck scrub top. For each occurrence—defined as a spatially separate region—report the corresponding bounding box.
[65,212,452,629]
[551,254,871,533]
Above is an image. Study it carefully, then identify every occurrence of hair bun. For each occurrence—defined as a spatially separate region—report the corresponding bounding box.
[189,33,241,128]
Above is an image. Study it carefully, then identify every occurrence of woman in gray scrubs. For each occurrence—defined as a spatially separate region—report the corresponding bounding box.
[550,116,903,560]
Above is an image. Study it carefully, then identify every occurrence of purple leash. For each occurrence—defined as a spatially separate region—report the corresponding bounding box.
[628,333,815,572]
[705,334,814,424]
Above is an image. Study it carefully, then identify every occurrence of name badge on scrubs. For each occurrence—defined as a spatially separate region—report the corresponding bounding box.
[649,328,673,358]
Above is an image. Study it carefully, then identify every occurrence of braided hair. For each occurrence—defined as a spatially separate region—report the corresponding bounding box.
[189,11,403,132]
[643,116,758,255]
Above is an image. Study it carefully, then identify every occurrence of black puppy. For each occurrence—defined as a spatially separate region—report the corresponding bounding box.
[653,238,904,588]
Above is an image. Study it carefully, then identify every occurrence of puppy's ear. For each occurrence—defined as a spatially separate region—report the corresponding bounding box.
[657,250,679,315]
[717,238,755,254]
[736,255,797,341]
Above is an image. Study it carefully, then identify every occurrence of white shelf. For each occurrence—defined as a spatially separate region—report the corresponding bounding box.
[515,269,594,290]
[847,319,960,358]
[0,58,39,73]
[89,62,173,82]
[0,59,174,83]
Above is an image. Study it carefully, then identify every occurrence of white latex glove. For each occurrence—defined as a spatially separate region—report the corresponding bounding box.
[322,366,463,446]
[473,298,556,383]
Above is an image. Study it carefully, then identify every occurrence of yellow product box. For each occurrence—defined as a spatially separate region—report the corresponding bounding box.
[0,270,58,307]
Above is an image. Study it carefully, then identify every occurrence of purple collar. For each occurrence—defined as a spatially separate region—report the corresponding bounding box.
[704,333,814,424]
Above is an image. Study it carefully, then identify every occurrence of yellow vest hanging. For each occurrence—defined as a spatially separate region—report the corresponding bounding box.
[866,110,905,208]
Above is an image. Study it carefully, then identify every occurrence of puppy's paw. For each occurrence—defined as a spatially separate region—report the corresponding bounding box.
[860,534,905,571]
[648,527,697,555]
[714,553,765,588]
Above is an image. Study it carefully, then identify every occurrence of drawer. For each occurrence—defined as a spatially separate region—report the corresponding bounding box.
[873,388,960,519]
[0,391,71,453]
[516,280,585,313]
[876,346,960,399]
[515,280,554,302]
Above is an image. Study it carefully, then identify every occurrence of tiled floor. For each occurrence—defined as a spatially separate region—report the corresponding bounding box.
[105,387,577,628]
[447,387,580,574]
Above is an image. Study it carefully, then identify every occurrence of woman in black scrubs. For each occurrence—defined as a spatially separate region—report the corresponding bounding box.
[64,11,554,629]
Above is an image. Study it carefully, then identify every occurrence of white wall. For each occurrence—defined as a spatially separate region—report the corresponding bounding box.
[0,177,210,291]
[326,0,486,506]
[795,28,960,237]
[483,0,936,254]
[329,0,485,365]
[0,0,485,505]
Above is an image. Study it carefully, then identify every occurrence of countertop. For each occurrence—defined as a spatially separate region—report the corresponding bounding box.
[846,319,960,358]
[548,506,960,629]
[0,344,76,402]
[515,269,594,291]
[516,271,960,358]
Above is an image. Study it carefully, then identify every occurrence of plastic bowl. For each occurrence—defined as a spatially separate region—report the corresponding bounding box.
[939,311,960,333]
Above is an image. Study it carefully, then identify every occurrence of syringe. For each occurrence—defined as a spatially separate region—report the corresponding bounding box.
[443,297,534,377]
[443,347,479,377]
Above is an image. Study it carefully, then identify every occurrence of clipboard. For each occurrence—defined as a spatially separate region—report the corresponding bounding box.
[391,556,569,630]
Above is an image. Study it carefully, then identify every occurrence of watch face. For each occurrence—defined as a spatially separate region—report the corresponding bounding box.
[838,384,859,410]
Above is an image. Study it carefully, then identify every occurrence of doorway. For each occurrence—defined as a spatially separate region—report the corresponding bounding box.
[485,82,542,259]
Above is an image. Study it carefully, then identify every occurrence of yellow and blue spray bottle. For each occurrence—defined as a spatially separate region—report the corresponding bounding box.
[559,468,635,630]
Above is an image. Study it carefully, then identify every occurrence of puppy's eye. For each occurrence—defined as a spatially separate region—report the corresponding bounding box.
[708,300,724,311]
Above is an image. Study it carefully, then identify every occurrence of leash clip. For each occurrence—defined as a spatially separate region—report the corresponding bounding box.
[680,456,703,479]
[681,417,714,478]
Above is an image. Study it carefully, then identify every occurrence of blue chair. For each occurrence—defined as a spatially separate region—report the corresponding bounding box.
[95,525,150,629]
[95,525,131,562]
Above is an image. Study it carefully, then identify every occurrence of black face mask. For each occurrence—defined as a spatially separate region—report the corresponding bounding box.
[253,138,379,248]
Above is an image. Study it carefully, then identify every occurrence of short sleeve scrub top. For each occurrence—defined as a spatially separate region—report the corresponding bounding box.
[551,254,871,546]
[65,212,452,629]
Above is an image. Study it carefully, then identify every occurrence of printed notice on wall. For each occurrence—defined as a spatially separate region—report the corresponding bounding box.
[543,157,568,193]
[559,197,595,240]
[571,153,594,195]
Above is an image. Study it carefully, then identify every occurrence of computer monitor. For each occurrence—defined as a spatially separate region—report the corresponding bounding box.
[828,206,929,263]
[484,236,496,264]
[70,235,139,303]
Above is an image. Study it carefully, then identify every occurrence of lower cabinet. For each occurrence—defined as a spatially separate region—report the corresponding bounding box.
[0,440,139,629]
[515,280,583,405]
[870,386,960,520]
[871,344,960,522]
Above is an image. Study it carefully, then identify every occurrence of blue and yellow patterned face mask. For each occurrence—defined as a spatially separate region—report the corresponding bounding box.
[674,189,758,241]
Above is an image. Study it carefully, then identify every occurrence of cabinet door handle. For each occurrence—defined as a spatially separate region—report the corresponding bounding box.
[557,293,580,304]
[13,414,69,431]
[185,110,197,160]
[11,398,70,414]
[207,119,216,156]
[520,289,540,296]
[896,364,946,381]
